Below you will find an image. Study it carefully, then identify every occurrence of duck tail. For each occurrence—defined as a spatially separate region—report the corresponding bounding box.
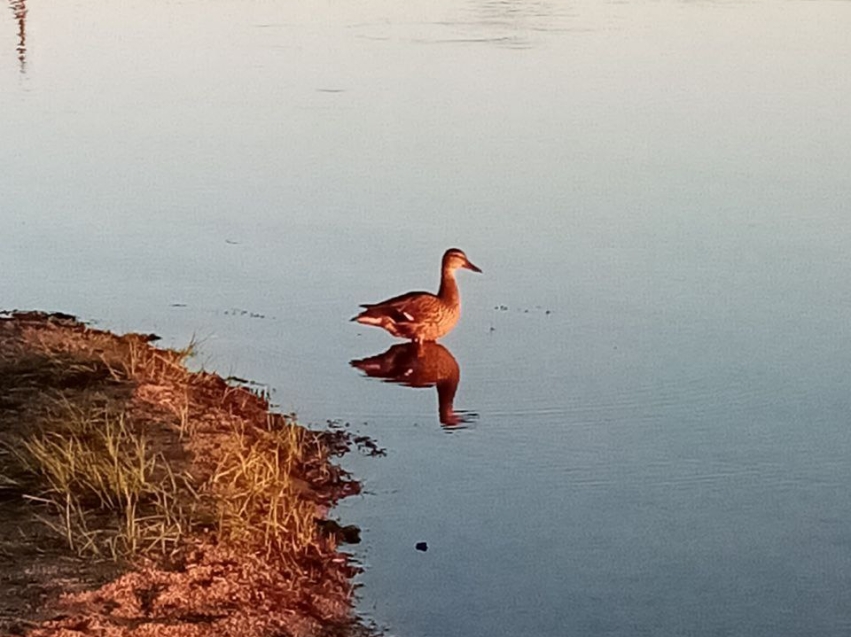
[353,314,384,327]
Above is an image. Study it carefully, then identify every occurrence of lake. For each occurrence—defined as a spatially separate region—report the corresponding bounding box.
[3,0,851,635]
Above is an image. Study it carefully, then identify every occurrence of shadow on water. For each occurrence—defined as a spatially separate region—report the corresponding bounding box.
[8,0,26,72]
[350,342,476,428]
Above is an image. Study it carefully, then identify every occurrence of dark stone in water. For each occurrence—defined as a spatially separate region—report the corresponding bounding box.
[339,524,361,544]
[315,519,361,544]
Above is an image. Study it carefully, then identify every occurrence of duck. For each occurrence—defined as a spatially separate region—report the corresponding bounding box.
[351,248,482,343]
[350,342,467,426]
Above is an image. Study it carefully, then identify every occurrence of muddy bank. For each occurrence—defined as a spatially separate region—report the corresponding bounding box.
[0,312,374,637]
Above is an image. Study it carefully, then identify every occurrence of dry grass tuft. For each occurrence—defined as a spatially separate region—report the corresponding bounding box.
[11,401,195,558]
[212,421,319,557]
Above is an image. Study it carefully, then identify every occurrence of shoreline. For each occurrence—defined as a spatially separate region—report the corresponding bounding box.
[0,311,375,637]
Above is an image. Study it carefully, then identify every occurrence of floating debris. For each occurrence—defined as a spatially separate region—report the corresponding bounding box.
[492,304,552,315]
[223,308,266,319]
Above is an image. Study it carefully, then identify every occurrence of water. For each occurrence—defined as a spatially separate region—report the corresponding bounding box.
[3,0,851,635]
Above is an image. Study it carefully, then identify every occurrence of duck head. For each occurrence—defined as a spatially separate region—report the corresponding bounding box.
[443,248,482,274]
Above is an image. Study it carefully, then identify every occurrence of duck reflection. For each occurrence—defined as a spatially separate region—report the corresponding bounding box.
[350,342,473,427]
[9,0,26,72]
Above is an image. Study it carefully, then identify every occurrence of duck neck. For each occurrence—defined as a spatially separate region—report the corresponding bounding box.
[438,267,460,305]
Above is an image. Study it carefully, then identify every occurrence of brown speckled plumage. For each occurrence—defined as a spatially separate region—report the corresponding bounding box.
[352,248,482,343]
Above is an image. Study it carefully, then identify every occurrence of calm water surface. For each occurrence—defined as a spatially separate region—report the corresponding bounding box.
[3,1,851,635]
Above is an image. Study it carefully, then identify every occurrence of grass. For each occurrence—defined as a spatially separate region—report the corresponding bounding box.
[0,325,342,563]
[11,402,192,557]
[212,418,320,559]
[0,335,200,560]
[0,312,367,637]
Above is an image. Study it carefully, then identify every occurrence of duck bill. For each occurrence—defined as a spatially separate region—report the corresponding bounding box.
[464,260,482,273]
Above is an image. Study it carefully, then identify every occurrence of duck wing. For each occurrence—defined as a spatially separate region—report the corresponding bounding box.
[358,291,438,323]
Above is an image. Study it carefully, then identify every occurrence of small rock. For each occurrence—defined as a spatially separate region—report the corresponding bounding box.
[316,519,361,544]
